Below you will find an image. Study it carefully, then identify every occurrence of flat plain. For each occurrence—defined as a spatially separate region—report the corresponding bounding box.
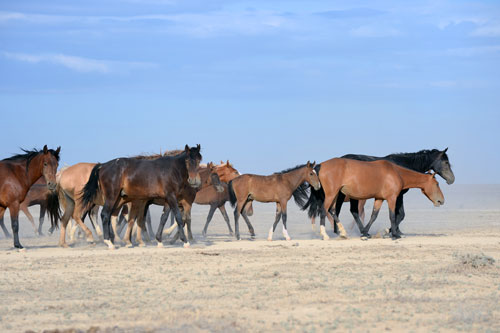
[0,185,499,332]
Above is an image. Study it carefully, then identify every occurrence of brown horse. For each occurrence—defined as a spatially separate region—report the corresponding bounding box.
[0,146,60,250]
[307,158,444,240]
[228,162,321,241]
[81,145,202,249]
[126,162,223,247]
[160,160,252,237]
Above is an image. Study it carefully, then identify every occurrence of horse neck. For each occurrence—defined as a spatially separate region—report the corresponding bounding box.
[281,168,307,190]
[387,151,436,173]
[21,155,44,187]
[395,166,428,190]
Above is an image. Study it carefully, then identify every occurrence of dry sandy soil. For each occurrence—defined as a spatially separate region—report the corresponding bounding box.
[0,185,499,332]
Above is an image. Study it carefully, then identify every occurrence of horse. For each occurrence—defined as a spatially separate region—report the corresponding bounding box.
[59,150,185,247]
[124,162,224,247]
[159,160,252,237]
[228,161,320,241]
[56,163,104,247]
[0,146,61,250]
[302,158,444,240]
[306,148,454,236]
[81,144,202,249]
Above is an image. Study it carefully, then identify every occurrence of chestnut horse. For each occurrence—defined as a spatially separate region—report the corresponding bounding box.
[305,148,454,236]
[303,158,444,240]
[81,145,202,249]
[0,146,60,250]
[228,162,320,241]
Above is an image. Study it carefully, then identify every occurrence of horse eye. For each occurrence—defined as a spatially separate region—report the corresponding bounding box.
[44,162,47,166]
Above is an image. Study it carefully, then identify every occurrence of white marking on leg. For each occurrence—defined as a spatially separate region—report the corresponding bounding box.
[104,239,116,250]
[282,225,291,241]
[183,242,190,248]
[267,227,273,241]
[320,225,330,240]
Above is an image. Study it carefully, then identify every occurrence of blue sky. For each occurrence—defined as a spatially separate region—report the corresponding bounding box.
[1,0,499,184]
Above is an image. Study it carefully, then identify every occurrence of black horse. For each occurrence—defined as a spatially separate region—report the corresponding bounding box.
[81,144,202,249]
[303,148,455,237]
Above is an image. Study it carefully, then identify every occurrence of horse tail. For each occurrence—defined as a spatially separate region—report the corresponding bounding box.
[303,186,326,218]
[46,191,61,230]
[228,180,237,207]
[292,183,310,209]
[81,163,101,211]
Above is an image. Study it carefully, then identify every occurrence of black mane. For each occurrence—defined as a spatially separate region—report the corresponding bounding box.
[274,164,307,175]
[342,149,446,173]
[3,148,60,169]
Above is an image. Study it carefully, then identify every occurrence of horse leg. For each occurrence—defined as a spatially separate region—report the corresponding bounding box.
[202,204,217,237]
[311,215,316,232]
[392,194,405,236]
[281,202,291,241]
[100,204,116,250]
[0,207,12,238]
[124,213,137,248]
[144,209,154,240]
[267,203,282,241]
[358,199,366,223]
[155,207,171,244]
[59,193,74,248]
[21,203,38,236]
[387,197,401,239]
[9,202,24,250]
[318,208,328,240]
[90,205,103,239]
[165,195,189,247]
[362,199,383,237]
[38,204,46,236]
[241,200,255,237]
[218,204,234,236]
[110,214,123,243]
[334,193,346,234]
[323,193,347,240]
[349,198,366,235]
[233,200,248,241]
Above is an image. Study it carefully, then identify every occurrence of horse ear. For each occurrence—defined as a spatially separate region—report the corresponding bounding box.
[312,161,316,168]
[184,144,189,153]
[443,147,448,153]
[220,160,224,165]
[56,146,61,156]
[227,160,230,165]
[43,145,48,154]
[196,144,201,151]
[306,161,311,167]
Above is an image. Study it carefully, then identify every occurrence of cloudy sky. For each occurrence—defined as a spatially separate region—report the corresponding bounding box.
[1,0,499,183]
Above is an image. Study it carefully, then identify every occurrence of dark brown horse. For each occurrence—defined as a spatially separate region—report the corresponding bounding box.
[228,162,321,241]
[126,162,224,247]
[81,145,202,249]
[305,158,444,240]
[0,146,61,250]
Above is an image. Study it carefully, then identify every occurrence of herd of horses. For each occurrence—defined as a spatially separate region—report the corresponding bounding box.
[0,145,455,251]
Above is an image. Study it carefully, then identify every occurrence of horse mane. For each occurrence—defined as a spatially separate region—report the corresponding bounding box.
[274,164,307,175]
[132,149,184,160]
[3,148,60,168]
[385,149,444,171]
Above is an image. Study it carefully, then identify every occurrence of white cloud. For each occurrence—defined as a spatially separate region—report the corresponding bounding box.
[470,24,500,37]
[2,52,157,74]
[445,45,500,57]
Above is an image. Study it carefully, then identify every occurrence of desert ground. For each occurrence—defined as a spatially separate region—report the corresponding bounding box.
[0,184,499,332]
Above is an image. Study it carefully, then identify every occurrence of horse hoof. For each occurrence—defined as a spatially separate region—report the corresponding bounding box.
[157,242,164,248]
[360,236,368,241]
[340,234,348,240]
[285,237,291,241]
[17,247,26,252]
[183,242,190,248]
[138,243,146,248]
[267,237,273,241]
[125,243,134,248]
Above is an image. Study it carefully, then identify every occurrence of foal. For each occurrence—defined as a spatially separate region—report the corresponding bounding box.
[313,158,444,240]
[228,162,320,241]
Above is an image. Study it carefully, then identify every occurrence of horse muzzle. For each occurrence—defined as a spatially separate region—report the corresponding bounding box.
[47,182,57,192]
[188,177,201,188]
